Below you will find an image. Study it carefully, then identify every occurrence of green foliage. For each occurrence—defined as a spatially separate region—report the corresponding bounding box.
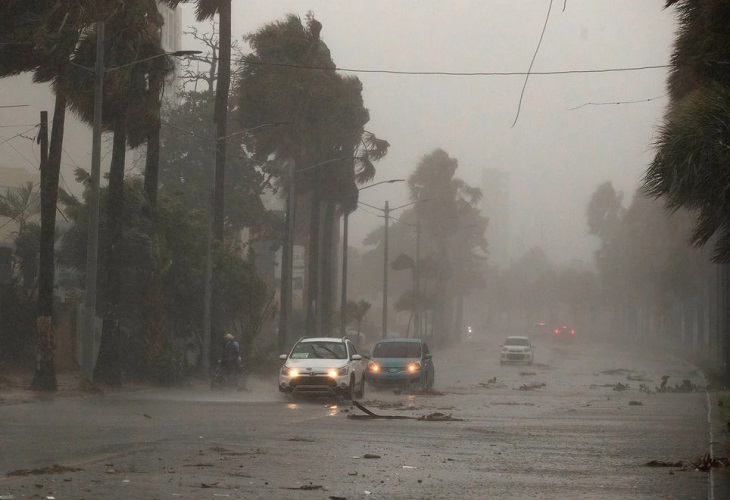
[159,90,277,235]
[645,1,730,263]
[56,177,270,382]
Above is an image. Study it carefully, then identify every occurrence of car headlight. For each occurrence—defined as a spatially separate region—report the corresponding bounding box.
[328,366,348,378]
[407,362,420,373]
[282,366,299,378]
[369,362,381,373]
[502,347,509,352]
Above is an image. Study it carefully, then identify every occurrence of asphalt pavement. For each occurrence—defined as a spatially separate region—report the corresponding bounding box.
[0,329,728,499]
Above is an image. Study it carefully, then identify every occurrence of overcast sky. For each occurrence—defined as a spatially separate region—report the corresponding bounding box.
[178,1,676,267]
[0,2,677,269]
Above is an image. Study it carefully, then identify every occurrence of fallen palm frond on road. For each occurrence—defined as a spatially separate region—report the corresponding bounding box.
[348,401,463,421]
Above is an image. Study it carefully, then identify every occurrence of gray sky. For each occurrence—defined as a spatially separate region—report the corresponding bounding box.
[179,1,675,267]
[0,2,677,269]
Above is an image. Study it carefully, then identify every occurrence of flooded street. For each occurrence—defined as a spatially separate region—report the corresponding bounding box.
[0,331,725,499]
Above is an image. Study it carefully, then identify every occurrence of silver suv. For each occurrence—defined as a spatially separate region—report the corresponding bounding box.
[279,337,366,399]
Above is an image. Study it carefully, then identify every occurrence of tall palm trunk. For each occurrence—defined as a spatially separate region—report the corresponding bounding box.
[32,90,66,391]
[212,0,231,241]
[306,188,322,336]
[319,200,335,335]
[94,116,127,386]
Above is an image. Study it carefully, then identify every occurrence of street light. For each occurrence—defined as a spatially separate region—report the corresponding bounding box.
[81,20,201,381]
[339,179,405,337]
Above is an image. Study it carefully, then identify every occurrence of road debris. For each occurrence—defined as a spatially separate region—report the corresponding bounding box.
[517,382,546,391]
[6,465,82,477]
[628,401,643,406]
[519,372,537,376]
[644,460,683,468]
[612,382,629,391]
[348,401,463,421]
[283,483,323,490]
[477,378,507,389]
[655,377,701,393]
[692,453,730,471]
[363,454,381,459]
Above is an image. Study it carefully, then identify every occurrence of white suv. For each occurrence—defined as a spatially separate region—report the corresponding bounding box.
[279,337,366,399]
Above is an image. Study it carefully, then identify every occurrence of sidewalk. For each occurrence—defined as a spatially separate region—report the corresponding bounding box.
[0,364,148,405]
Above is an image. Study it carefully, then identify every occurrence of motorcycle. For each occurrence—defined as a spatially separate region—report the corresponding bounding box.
[210,357,246,391]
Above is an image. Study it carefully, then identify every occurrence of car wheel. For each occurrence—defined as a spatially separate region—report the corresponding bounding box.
[357,376,366,399]
[427,371,435,390]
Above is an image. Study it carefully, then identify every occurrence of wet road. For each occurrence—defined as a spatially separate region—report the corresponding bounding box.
[0,332,725,499]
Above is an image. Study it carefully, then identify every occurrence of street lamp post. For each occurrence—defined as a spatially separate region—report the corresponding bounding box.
[80,27,201,382]
[382,201,390,339]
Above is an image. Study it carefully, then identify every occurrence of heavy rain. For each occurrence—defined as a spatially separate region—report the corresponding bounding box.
[0,1,729,498]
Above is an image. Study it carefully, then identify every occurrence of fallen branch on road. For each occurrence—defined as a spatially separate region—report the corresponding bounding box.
[348,401,463,421]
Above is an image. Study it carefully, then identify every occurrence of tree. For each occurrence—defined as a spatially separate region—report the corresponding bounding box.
[237,13,387,335]
[409,149,484,343]
[65,3,174,385]
[346,299,372,336]
[0,0,121,390]
[644,0,730,262]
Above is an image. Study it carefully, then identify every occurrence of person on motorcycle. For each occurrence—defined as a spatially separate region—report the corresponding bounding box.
[221,333,241,376]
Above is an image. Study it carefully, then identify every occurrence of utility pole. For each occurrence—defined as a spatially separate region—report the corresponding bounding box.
[414,216,421,339]
[382,200,390,339]
[278,159,295,354]
[82,21,105,383]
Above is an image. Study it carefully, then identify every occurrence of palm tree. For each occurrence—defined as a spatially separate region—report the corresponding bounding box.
[0,0,119,390]
[238,14,387,336]
[66,3,174,385]
[408,149,483,344]
[644,0,730,374]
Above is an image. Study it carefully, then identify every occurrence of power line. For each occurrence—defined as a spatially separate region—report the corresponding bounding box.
[512,0,555,128]
[567,94,666,110]
[219,52,671,77]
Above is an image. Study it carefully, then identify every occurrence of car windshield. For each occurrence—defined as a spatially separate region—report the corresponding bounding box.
[290,341,347,360]
[504,338,530,346]
[372,342,421,358]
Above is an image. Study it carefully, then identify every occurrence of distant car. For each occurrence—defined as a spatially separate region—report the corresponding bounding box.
[365,338,435,391]
[278,337,366,399]
[500,336,534,365]
[552,325,576,341]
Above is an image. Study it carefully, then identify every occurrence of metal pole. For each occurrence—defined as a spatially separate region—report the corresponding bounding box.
[202,128,215,375]
[340,211,349,337]
[415,216,421,339]
[382,201,389,339]
[278,159,295,354]
[82,21,105,383]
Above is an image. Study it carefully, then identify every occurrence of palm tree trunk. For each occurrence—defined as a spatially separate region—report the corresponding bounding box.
[32,96,64,391]
[94,116,127,386]
[212,0,231,242]
[319,200,335,334]
[306,190,321,336]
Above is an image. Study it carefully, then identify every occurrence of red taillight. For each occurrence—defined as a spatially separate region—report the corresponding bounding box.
[554,329,559,334]
[570,329,575,335]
